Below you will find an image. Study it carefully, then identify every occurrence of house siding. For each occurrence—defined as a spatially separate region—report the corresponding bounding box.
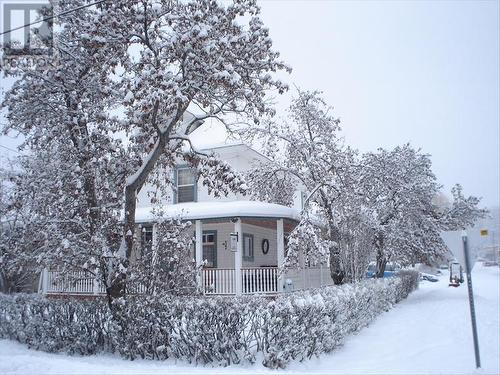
[241,223,278,268]
[136,145,273,209]
[189,221,279,269]
[199,222,235,269]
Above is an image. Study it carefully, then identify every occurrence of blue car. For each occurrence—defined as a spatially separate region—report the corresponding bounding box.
[366,263,399,278]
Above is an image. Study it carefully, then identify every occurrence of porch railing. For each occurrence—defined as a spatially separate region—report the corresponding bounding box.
[43,270,146,295]
[202,268,236,295]
[202,267,279,295]
[241,267,278,294]
[41,266,329,296]
[44,270,105,295]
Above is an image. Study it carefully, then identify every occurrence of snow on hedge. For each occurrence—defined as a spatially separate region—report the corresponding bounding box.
[0,271,419,369]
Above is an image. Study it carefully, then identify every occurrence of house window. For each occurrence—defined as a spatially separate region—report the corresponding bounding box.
[141,225,153,255]
[176,167,196,203]
[243,233,254,261]
[202,231,217,268]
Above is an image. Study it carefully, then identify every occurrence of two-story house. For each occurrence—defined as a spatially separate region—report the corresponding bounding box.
[39,139,334,296]
[133,142,306,295]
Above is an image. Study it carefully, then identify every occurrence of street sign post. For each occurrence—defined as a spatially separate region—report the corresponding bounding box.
[462,231,481,369]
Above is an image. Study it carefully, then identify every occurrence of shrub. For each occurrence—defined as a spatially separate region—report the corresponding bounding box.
[0,271,419,368]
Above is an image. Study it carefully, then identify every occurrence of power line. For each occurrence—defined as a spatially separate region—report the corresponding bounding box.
[0,0,111,37]
[0,144,19,153]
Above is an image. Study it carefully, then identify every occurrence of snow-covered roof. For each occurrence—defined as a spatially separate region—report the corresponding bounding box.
[135,201,301,223]
[199,141,245,151]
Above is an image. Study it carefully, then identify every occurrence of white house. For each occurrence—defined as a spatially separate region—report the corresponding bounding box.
[39,141,334,297]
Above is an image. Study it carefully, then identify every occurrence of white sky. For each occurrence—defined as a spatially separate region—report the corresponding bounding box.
[1,0,499,208]
[255,0,499,208]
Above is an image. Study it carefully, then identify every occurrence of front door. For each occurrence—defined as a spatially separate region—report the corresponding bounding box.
[202,230,217,268]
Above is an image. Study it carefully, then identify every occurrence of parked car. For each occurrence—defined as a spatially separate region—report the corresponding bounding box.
[483,260,499,267]
[420,273,439,282]
[366,262,400,278]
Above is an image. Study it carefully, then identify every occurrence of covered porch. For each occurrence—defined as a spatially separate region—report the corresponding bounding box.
[140,201,300,296]
[39,201,334,296]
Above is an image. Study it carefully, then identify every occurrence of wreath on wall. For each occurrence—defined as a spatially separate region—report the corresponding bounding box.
[261,239,269,254]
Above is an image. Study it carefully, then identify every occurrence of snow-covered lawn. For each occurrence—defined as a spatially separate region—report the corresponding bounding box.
[1,264,498,375]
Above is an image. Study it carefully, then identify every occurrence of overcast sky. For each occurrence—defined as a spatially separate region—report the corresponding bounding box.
[1,0,499,208]
[256,0,499,208]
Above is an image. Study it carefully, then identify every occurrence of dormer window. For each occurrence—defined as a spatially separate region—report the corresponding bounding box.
[175,167,196,203]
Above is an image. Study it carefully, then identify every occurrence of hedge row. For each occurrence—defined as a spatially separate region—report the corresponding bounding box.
[0,270,419,368]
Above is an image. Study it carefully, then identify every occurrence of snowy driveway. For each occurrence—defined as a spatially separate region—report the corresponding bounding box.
[1,265,498,375]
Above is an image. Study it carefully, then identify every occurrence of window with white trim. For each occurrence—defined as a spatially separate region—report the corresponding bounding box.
[243,233,254,261]
[176,168,196,203]
[141,225,153,255]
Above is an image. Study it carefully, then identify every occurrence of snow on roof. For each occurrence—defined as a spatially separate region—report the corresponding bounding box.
[199,141,245,151]
[135,200,301,223]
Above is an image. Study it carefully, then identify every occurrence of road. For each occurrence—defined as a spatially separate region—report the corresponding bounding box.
[1,264,498,375]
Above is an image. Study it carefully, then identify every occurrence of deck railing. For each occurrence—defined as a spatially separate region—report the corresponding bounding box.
[241,267,278,294]
[44,270,105,295]
[43,270,146,295]
[202,268,236,295]
[41,266,329,296]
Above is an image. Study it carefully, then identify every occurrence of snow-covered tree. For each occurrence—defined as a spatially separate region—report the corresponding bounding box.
[2,0,288,304]
[130,216,196,296]
[243,90,364,284]
[0,163,35,293]
[2,0,130,306]
[244,167,295,206]
[95,0,288,299]
[360,144,487,276]
[439,184,488,231]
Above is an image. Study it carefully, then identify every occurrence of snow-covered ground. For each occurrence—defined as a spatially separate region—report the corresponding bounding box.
[1,264,498,375]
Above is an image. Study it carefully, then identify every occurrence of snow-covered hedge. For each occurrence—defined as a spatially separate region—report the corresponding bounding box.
[0,294,111,355]
[0,271,419,368]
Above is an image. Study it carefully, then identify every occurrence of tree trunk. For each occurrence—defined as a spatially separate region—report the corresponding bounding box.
[329,227,345,285]
[374,233,387,278]
[108,104,188,301]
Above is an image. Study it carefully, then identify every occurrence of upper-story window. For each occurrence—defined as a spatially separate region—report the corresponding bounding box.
[176,167,196,203]
[141,225,153,256]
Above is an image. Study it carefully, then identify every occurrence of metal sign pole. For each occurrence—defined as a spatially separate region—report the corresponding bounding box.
[461,232,481,369]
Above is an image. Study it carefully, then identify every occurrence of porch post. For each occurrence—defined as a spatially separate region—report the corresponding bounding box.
[93,276,99,295]
[234,218,243,295]
[152,223,158,248]
[195,220,203,290]
[277,218,285,292]
[320,262,324,287]
[41,268,49,295]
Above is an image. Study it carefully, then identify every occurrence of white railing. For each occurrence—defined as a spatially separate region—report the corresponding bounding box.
[284,266,334,290]
[42,266,328,296]
[45,270,105,295]
[202,268,236,295]
[241,267,278,294]
[43,270,145,295]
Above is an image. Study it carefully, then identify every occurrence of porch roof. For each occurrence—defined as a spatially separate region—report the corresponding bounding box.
[135,200,301,223]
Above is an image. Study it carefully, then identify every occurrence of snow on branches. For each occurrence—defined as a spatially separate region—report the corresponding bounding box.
[242,90,365,284]
[360,145,487,275]
[1,0,289,303]
[130,215,196,296]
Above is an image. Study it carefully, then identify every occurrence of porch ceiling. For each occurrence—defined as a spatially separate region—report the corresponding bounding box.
[242,218,298,233]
